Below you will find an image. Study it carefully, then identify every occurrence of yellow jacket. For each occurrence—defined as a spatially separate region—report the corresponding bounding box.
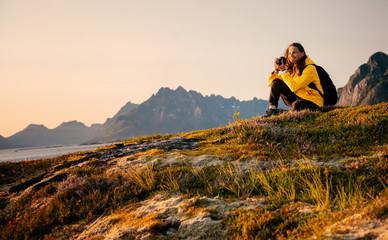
[268,56,324,107]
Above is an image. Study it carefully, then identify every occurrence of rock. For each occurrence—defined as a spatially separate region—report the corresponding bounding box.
[324,213,388,240]
[9,174,45,193]
[75,192,268,240]
[337,52,388,106]
[31,172,69,192]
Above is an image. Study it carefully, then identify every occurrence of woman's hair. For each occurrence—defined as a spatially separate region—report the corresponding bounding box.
[284,42,307,76]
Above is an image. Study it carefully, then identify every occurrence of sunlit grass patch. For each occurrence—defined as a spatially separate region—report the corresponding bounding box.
[145,148,166,157]
[219,103,388,160]
[121,133,174,146]
[125,162,156,192]
[179,140,231,158]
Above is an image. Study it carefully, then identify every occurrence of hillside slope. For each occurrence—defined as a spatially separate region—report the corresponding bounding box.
[0,103,387,239]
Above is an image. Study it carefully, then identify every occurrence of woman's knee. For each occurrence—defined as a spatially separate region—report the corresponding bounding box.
[272,78,283,86]
[271,79,287,92]
[291,100,319,111]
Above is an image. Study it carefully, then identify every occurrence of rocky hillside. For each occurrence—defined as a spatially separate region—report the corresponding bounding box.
[1,103,387,239]
[337,51,388,106]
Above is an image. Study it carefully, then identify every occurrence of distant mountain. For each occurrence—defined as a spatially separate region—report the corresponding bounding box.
[114,102,139,118]
[7,124,51,147]
[51,121,93,144]
[92,86,268,141]
[103,101,139,126]
[7,122,92,147]
[337,52,388,106]
[0,135,20,149]
[2,88,268,149]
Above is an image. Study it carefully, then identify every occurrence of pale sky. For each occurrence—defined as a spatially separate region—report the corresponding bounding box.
[1,0,387,137]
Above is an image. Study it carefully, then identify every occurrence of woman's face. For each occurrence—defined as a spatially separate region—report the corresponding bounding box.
[288,46,305,63]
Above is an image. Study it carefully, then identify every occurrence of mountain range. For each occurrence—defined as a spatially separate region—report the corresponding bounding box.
[2,87,270,149]
[2,51,387,150]
[90,87,269,141]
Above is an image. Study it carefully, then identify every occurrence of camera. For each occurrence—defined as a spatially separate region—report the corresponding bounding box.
[276,56,287,66]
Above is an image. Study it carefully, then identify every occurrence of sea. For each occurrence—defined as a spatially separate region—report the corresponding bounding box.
[0,143,108,163]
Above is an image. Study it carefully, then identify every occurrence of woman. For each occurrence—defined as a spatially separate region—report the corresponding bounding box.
[263,42,324,117]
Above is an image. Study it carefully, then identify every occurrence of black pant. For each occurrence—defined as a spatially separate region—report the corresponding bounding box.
[269,79,319,111]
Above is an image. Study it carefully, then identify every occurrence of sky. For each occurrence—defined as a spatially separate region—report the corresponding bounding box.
[1,0,387,137]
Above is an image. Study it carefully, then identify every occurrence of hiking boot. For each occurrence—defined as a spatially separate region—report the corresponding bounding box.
[262,108,280,118]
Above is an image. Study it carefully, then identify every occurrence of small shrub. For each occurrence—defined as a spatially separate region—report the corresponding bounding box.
[161,167,180,192]
[217,162,258,198]
[187,166,217,196]
[126,163,156,191]
[256,166,297,202]
[298,165,331,210]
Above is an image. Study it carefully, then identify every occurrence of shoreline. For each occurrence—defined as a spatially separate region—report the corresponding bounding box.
[0,143,107,163]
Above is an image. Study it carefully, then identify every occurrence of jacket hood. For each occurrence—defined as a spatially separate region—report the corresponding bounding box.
[305,56,315,65]
[289,56,315,76]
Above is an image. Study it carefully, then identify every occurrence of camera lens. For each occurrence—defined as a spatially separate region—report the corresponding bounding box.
[277,57,286,66]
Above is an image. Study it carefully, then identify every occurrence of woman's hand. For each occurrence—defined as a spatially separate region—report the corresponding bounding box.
[274,58,288,71]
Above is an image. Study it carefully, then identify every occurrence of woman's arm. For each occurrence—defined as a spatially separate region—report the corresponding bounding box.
[268,71,281,87]
[279,65,319,92]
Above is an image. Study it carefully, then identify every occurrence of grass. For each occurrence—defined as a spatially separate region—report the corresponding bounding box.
[1,156,387,239]
[217,162,254,198]
[160,167,180,192]
[194,103,388,160]
[0,103,387,239]
[255,164,298,203]
[126,162,156,191]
